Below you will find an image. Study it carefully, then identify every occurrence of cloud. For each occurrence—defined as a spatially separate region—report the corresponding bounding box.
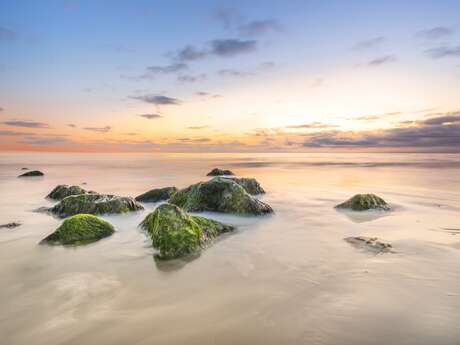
[287,122,339,130]
[19,137,71,145]
[218,68,253,77]
[2,120,49,128]
[177,137,211,143]
[214,7,243,29]
[175,45,208,62]
[425,45,460,59]
[353,36,385,50]
[0,130,35,136]
[423,113,460,125]
[0,26,17,41]
[146,63,188,74]
[177,73,207,83]
[139,113,162,119]
[187,126,209,130]
[210,39,257,57]
[0,107,3,111]
[83,126,111,133]
[351,112,402,121]
[416,27,453,40]
[238,19,283,36]
[131,94,181,105]
[368,55,396,66]
[67,123,77,128]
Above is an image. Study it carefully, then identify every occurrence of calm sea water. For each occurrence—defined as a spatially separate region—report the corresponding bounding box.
[1,152,459,345]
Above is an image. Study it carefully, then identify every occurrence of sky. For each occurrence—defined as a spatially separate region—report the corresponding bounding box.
[1,0,460,152]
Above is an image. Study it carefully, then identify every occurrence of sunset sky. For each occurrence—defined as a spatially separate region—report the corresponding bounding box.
[1,0,459,152]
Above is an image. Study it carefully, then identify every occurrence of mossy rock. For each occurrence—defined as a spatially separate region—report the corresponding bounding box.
[140,203,234,259]
[18,170,44,177]
[206,168,235,176]
[135,186,178,203]
[50,193,144,217]
[41,214,114,245]
[47,184,88,200]
[345,236,392,253]
[169,177,273,215]
[227,177,265,195]
[335,194,390,211]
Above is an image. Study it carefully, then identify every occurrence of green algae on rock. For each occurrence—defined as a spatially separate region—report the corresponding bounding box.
[227,177,265,195]
[18,170,44,177]
[135,186,178,203]
[47,184,89,200]
[50,193,144,217]
[140,203,234,259]
[206,168,235,176]
[335,194,390,211]
[41,214,114,245]
[169,177,273,215]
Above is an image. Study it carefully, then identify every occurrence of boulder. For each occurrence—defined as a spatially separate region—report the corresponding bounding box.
[345,236,392,253]
[169,177,273,215]
[140,203,234,259]
[41,214,114,245]
[206,168,235,176]
[335,194,390,211]
[47,184,88,200]
[50,193,144,217]
[0,222,21,229]
[135,186,178,203]
[18,170,44,177]
[227,177,265,195]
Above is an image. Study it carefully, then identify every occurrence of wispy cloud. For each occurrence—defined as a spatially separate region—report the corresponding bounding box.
[19,137,71,145]
[186,125,209,130]
[146,63,188,74]
[0,130,35,136]
[214,7,243,30]
[425,45,460,59]
[67,123,77,128]
[287,122,339,129]
[218,68,253,77]
[175,45,208,62]
[138,113,162,119]
[2,120,49,128]
[131,94,181,105]
[238,19,283,36]
[177,73,207,83]
[368,55,396,66]
[83,126,111,133]
[177,137,211,143]
[210,39,257,57]
[416,26,453,40]
[0,26,17,41]
[353,36,385,50]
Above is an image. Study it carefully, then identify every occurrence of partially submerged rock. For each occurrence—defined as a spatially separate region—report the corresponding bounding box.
[0,222,21,229]
[140,203,234,259]
[335,194,390,211]
[41,214,114,245]
[345,236,392,254]
[47,184,88,200]
[206,168,235,176]
[18,170,44,177]
[169,177,273,215]
[50,193,144,217]
[21,167,28,170]
[227,177,265,195]
[135,186,178,203]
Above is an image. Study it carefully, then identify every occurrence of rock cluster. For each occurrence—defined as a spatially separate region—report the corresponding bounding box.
[135,186,178,203]
[206,168,234,176]
[47,184,89,200]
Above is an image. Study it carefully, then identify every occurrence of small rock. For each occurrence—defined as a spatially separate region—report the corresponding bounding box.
[135,186,178,203]
[335,194,390,211]
[41,214,114,245]
[0,222,21,229]
[140,203,234,259]
[345,236,392,253]
[50,193,144,217]
[18,170,44,177]
[47,184,89,200]
[206,168,235,176]
[21,167,28,170]
[169,177,273,215]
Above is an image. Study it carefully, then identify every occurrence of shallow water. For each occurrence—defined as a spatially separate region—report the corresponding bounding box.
[1,152,460,345]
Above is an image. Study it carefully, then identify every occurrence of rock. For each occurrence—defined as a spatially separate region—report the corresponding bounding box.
[135,186,178,203]
[47,184,89,200]
[345,236,392,253]
[0,222,21,229]
[140,203,234,259]
[41,214,114,245]
[169,177,273,215]
[50,193,144,217]
[18,170,44,177]
[227,177,265,195]
[335,194,390,211]
[206,168,235,176]
[21,167,28,170]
